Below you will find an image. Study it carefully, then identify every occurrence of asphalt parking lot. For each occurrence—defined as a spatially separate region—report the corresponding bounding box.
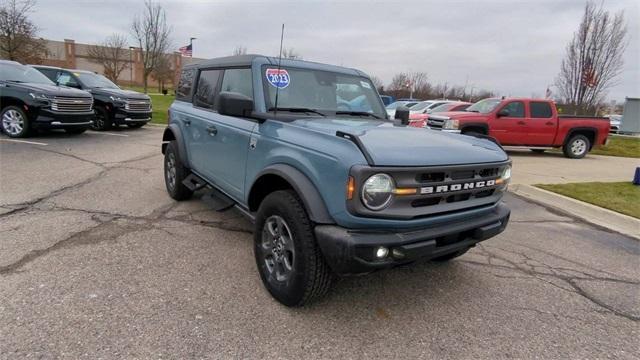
[1,127,638,358]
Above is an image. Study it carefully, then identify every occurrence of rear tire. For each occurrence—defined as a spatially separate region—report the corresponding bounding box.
[254,190,333,307]
[1,106,31,138]
[91,106,112,131]
[563,134,590,159]
[432,249,469,262]
[164,141,193,201]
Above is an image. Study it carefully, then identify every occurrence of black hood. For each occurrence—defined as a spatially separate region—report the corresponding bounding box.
[89,87,150,100]
[6,82,92,98]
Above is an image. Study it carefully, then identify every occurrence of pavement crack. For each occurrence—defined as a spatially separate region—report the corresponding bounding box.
[463,244,640,322]
[32,147,107,169]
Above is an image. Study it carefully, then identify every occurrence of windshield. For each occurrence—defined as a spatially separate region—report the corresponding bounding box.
[263,66,386,119]
[0,63,55,85]
[466,98,501,113]
[430,103,456,113]
[76,72,119,89]
[410,101,435,112]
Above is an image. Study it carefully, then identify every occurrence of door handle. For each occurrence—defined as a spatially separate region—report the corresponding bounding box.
[545,121,554,126]
[206,125,218,136]
[517,121,526,125]
[183,119,191,126]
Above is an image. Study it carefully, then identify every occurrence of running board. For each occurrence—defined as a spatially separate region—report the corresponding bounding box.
[202,187,236,212]
[182,173,207,192]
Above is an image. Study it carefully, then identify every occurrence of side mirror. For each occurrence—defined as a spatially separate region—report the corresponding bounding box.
[394,105,410,125]
[497,109,510,117]
[218,92,254,117]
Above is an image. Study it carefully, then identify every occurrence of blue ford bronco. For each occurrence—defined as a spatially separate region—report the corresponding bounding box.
[162,55,511,306]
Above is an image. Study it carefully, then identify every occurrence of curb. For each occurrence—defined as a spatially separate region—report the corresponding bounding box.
[509,184,640,241]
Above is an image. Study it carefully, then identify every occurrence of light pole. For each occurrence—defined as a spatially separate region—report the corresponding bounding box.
[129,46,136,86]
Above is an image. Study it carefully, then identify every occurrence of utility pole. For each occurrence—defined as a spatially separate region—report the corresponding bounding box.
[129,46,136,86]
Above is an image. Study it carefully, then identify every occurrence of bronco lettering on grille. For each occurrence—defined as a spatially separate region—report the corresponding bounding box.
[420,179,496,194]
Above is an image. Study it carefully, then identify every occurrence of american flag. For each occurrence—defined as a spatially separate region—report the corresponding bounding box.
[179,43,193,57]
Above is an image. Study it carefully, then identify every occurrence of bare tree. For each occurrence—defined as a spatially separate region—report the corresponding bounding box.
[151,53,174,93]
[233,46,247,56]
[131,0,172,93]
[86,33,129,83]
[555,1,627,114]
[0,0,47,63]
[369,75,384,92]
[281,47,301,60]
[389,72,429,98]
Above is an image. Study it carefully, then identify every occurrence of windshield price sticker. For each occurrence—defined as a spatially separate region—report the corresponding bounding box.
[266,68,290,89]
[360,81,371,89]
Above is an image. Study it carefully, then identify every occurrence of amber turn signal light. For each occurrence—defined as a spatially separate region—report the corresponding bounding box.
[347,176,355,200]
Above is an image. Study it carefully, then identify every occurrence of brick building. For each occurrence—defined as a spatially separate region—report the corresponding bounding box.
[41,38,203,89]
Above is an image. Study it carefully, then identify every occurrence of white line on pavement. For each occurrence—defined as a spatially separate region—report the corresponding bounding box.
[0,138,48,146]
[88,131,129,137]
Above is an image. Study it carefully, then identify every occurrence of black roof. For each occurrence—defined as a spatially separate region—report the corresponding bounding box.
[183,54,266,69]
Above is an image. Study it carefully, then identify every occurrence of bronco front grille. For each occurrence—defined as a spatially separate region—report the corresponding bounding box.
[125,99,151,112]
[348,161,511,220]
[51,97,93,112]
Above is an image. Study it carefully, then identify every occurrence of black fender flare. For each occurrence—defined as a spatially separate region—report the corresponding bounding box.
[162,124,189,166]
[250,164,334,224]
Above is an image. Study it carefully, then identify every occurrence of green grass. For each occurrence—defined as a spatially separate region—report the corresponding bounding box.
[537,182,640,218]
[591,136,640,158]
[149,93,174,124]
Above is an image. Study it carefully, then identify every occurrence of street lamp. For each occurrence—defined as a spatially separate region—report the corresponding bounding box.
[129,46,136,86]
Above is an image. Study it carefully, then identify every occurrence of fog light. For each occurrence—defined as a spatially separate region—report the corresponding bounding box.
[375,246,388,259]
[392,248,405,259]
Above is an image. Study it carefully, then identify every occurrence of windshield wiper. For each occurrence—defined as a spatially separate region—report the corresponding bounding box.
[466,110,480,113]
[335,111,382,119]
[5,80,26,83]
[268,107,326,117]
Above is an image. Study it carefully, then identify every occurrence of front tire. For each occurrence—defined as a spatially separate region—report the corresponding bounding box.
[1,106,31,138]
[563,134,590,159]
[254,190,333,307]
[164,141,193,200]
[91,106,112,131]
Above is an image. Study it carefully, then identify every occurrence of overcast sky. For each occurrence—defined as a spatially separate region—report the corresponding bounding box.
[32,0,639,102]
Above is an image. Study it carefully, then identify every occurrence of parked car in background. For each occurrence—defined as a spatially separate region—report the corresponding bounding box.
[163,55,512,306]
[429,101,471,113]
[379,95,395,106]
[0,60,94,138]
[386,100,419,117]
[409,101,472,127]
[32,65,152,130]
[409,100,452,115]
[605,114,622,134]
[426,97,610,159]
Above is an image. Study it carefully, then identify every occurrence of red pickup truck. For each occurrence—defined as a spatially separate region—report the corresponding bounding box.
[426,98,610,158]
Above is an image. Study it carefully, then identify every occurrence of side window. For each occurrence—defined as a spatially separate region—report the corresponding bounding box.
[38,68,58,82]
[176,69,195,101]
[501,101,525,118]
[530,102,553,118]
[56,72,79,87]
[220,68,253,99]
[194,69,222,109]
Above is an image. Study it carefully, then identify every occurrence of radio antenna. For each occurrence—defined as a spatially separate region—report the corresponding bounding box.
[274,23,285,116]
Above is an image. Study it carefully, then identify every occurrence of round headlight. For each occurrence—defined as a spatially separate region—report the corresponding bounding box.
[361,173,394,211]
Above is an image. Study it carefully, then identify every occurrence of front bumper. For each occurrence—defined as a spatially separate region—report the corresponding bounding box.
[32,109,95,130]
[315,203,510,275]
[113,109,152,125]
